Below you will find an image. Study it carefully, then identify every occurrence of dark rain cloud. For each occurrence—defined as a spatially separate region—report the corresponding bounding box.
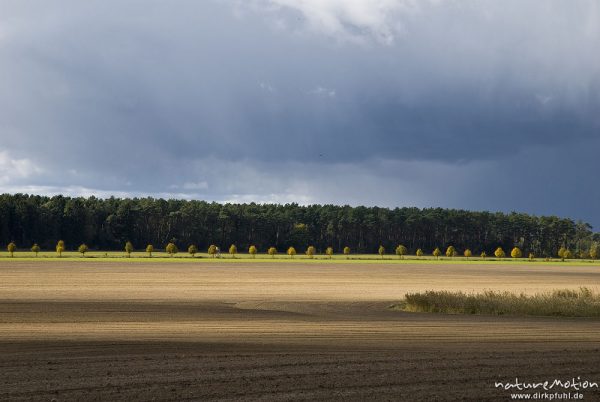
[0,0,599,227]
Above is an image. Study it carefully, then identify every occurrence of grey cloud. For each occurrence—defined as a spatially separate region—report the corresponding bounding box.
[0,0,599,228]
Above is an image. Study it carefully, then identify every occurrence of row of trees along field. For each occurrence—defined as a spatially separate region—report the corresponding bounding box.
[0,194,598,258]
[7,241,599,261]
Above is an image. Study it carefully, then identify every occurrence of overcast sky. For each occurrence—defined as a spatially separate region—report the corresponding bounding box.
[0,0,599,228]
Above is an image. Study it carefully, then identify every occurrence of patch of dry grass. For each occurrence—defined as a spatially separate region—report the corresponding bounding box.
[394,287,600,317]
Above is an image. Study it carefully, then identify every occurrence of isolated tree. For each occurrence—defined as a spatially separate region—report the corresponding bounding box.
[563,249,573,260]
[395,245,407,259]
[558,247,567,259]
[464,249,472,258]
[166,242,178,257]
[433,247,441,260]
[325,247,333,259]
[229,244,237,258]
[188,244,198,257]
[7,241,16,258]
[480,251,487,259]
[343,246,350,259]
[268,247,277,258]
[494,247,505,258]
[124,241,134,258]
[378,245,385,259]
[287,246,296,258]
[31,243,40,257]
[56,240,65,257]
[78,244,88,257]
[208,245,217,258]
[249,245,257,258]
[590,244,599,260]
[146,244,154,257]
[416,248,424,257]
[445,246,455,258]
[511,247,522,259]
[306,245,316,259]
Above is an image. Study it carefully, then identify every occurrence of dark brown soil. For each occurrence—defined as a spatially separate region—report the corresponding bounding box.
[1,261,600,401]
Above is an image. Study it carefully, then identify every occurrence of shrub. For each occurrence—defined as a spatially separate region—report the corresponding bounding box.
[56,240,65,257]
[78,244,88,257]
[287,246,296,258]
[326,247,333,259]
[208,245,217,258]
[125,241,134,257]
[249,245,257,258]
[7,241,16,257]
[395,245,407,259]
[494,247,505,258]
[511,247,522,258]
[31,243,40,257]
[166,242,178,257]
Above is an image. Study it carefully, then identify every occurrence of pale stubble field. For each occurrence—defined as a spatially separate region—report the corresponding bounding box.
[1,260,600,400]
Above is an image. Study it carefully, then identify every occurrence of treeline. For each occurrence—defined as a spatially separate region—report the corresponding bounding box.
[0,193,597,257]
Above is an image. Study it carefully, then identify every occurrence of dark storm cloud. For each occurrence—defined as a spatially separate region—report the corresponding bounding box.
[0,0,599,227]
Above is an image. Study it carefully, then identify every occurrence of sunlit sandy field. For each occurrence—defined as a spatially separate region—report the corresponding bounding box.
[1,260,600,400]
